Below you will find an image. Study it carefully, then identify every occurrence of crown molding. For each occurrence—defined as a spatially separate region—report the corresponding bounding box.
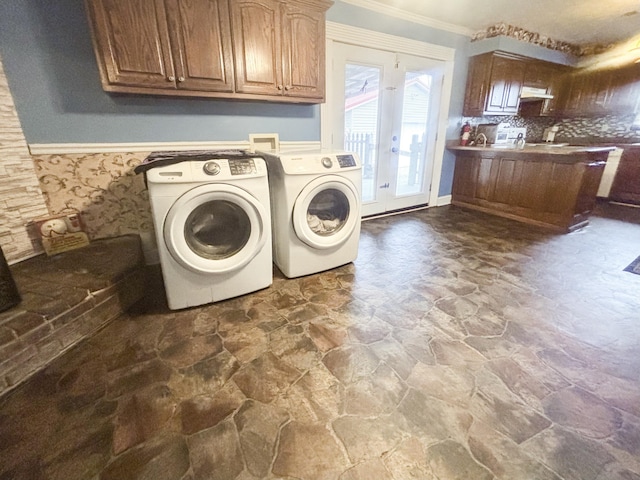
[338,0,472,37]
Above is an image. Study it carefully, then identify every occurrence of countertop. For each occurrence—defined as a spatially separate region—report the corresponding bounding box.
[448,144,617,155]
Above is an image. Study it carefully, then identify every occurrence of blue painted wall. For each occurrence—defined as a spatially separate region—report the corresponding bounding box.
[0,0,471,196]
[0,1,320,144]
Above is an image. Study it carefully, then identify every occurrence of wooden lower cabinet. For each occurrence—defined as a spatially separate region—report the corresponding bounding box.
[450,148,611,232]
[609,145,640,205]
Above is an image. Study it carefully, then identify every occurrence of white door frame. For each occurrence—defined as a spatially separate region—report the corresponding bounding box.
[321,22,455,208]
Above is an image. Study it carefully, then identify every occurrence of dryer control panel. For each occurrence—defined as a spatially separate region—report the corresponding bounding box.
[336,154,357,168]
[269,150,362,176]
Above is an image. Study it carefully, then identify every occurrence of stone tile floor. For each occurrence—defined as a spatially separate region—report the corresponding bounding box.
[1,203,640,480]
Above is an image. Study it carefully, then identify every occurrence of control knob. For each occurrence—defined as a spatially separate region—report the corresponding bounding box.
[321,157,333,168]
[203,161,221,175]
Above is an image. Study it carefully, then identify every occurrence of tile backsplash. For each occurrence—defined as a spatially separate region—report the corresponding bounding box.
[463,114,640,144]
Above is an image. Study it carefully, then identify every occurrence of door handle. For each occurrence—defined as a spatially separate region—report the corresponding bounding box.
[378,183,390,189]
[391,147,398,153]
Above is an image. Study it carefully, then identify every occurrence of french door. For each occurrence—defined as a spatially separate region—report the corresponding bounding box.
[330,43,444,217]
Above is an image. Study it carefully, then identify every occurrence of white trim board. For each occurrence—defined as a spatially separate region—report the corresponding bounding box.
[437,195,452,206]
[29,141,321,155]
[338,0,473,37]
[326,22,456,61]
[322,22,456,208]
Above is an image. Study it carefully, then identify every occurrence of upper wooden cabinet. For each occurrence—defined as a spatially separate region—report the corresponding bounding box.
[560,70,611,116]
[464,50,640,118]
[559,63,640,116]
[463,52,526,116]
[521,61,568,116]
[230,0,327,100]
[85,0,332,103]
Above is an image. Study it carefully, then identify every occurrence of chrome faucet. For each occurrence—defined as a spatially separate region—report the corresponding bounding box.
[515,133,526,149]
[476,133,487,147]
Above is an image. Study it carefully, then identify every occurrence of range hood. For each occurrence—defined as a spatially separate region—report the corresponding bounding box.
[520,86,554,101]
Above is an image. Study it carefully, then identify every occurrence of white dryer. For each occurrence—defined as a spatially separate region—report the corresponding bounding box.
[145,156,272,309]
[262,150,362,278]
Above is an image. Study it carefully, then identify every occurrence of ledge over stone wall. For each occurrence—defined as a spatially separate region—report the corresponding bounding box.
[0,235,147,397]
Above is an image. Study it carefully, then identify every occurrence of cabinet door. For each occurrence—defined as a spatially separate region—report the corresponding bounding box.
[166,0,234,92]
[230,0,283,96]
[485,56,525,114]
[463,54,492,116]
[606,63,640,115]
[86,0,176,89]
[280,2,326,100]
[527,62,566,116]
[561,73,590,116]
[591,70,613,115]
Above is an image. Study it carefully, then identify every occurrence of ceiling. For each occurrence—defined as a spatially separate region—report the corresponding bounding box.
[345,0,640,47]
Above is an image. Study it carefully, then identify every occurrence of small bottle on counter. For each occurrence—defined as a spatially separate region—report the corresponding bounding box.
[460,122,471,146]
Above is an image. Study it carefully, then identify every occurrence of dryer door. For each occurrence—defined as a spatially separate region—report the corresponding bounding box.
[292,175,360,249]
[164,184,267,273]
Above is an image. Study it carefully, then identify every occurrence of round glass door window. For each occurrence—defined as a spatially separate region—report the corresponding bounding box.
[292,176,359,250]
[164,184,267,273]
[307,188,349,236]
[184,200,251,260]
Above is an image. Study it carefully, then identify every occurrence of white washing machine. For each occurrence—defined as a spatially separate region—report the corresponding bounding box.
[145,156,272,309]
[262,149,362,278]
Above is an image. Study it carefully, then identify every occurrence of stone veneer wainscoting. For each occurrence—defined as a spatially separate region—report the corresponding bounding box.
[0,54,49,264]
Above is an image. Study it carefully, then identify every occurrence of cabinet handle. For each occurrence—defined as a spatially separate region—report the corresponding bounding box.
[168,76,175,82]
[277,85,283,90]
[178,76,185,82]
[284,85,291,91]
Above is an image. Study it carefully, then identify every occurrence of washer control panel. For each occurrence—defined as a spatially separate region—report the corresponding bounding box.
[274,151,361,175]
[229,158,257,175]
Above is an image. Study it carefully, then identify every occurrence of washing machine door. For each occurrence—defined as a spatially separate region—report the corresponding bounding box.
[164,184,267,273]
[292,175,360,249]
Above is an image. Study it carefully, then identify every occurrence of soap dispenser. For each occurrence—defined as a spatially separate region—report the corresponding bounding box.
[542,126,559,143]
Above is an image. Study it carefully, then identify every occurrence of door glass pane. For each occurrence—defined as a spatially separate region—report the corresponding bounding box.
[395,70,432,197]
[307,188,349,236]
[343,63,381,203]
[185,200,251,259]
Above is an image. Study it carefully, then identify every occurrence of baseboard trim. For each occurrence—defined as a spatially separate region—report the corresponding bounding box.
[362,204,431,221]
[610,201,640,209]
[436,195,452,206]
